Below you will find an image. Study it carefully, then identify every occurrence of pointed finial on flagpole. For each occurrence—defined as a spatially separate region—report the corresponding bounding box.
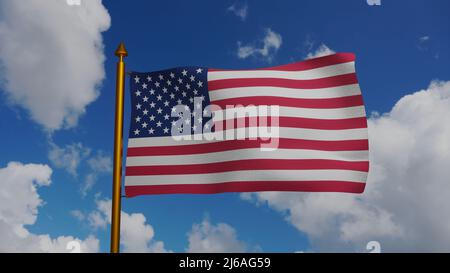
[115,42,128,58]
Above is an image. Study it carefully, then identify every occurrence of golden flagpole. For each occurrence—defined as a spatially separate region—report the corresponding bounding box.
[111,42,128,253]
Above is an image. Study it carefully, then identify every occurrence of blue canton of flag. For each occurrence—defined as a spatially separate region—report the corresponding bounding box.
[129,67,211,138]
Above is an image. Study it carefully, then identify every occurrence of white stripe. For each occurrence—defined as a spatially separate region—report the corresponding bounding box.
[209,84,362,101]
[212,106,366,120]
[126,149,368,166]
[125,169,368,186]
[208,62,355,81]
[127,127,368,147]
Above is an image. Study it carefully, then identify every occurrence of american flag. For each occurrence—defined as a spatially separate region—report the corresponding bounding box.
[125,53,369,197]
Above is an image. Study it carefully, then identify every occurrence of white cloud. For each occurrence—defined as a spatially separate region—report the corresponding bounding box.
[87,152,112,173]
[228,2,248,21]
[417,35,431,52]
[88,210,108,230]
[0,0,111,131]
[237,28,282,62]
[70,210,85,221]
[419,36,430,42]
[48,142,91,176]
[186,218,247,253]
[47,141,111,196]
[87,198,168,253]
[81,151,112,196]
[306,44,336,59]
[0,161,99,252]
[243,80,450,252]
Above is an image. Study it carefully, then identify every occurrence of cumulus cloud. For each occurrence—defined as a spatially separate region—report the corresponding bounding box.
[0,0,111,131]
[306,44,336,59]
[228,2,248,21]
[0,161,99,252]
[237,28,282,62]
[243,80,450,252]
[84,198,168,253]
[186,218,247,253]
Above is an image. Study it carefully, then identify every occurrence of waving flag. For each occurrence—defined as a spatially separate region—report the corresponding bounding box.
[124,53,369,197]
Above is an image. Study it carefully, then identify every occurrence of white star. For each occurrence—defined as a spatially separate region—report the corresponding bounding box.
[155,82,160,87]
[184,105,190,111]
[164,114,170,120]
[143,96,149,102]
[150,101,156,108]
[136,103,142,110]
[142,122,148,128]
[182,69,188,76]
[177,99,182,104]
[196,102,202,109]
[156,95,162,101]
[197,117,203,123]
[193,89,198,95]
[157,108,163,114]
[150,89,155,95]
[158,74,164,80]
[142,83,148,89]
[162,87,168,93]
[189,97,194,103]
[178,78,183,84]
[203,109,209,115]
[163,127,169,134]
[135,116,141,122]
[156,121,162,127]
[135,90,141,96]
[186,83,191,89]
[197,81,203,87]
[190,75,195,82]
[134,76,140,83]
[182,91,187,97]
[134,129,140,135]
[149,115,155,121]
[171,107,177,113]
[171,121,177,126]
[174,86,180,91]
[143,109,149,115]
[170,93,175,99]
[170,72,175,78]
[196,68,203,74]
[192,125,197,131]
[166,80,172,86]
[164,100,170,107]
[185,119,191,125]
[146,75,152,82]
[148,128,155,134]
[204,123,210,129]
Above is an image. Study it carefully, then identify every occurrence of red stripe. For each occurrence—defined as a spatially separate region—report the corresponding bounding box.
[125,180,365,197]
[208,53,355,72]
[127,138,368,156]
[212,95,363,109]
[126,159,369,176]
[208,73,358,91]
[215,117,367,130]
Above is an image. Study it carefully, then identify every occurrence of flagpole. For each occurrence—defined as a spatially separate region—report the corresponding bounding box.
[110,42,128,253]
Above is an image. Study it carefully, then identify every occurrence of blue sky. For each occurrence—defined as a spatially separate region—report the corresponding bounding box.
[0,0,450,252]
